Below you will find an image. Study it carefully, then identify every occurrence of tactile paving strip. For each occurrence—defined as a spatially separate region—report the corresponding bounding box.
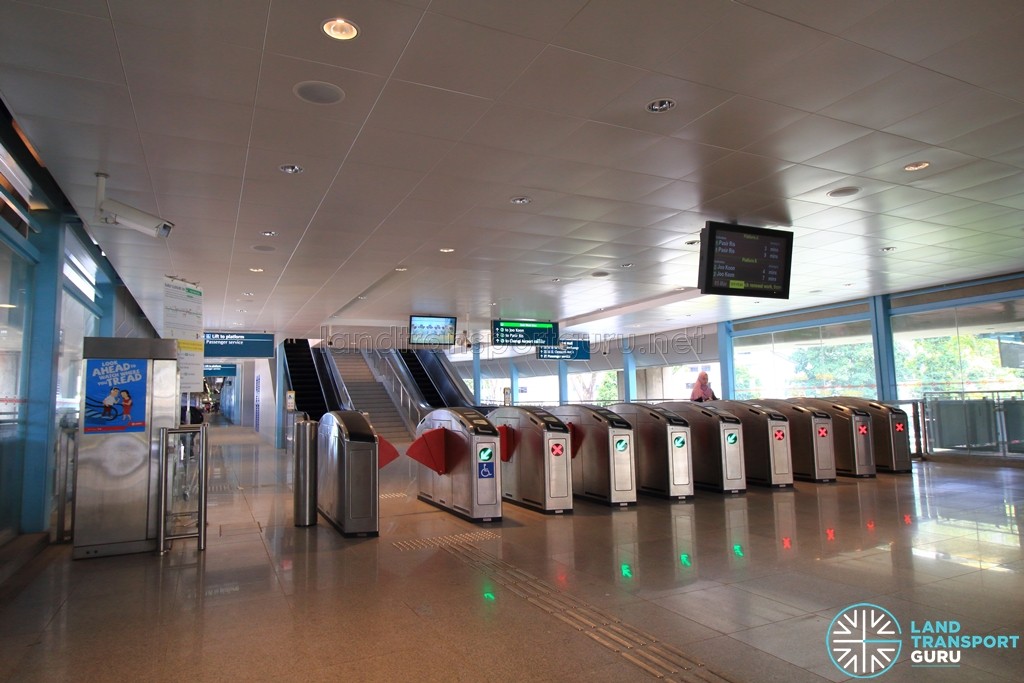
[391,530,500,551]
[443,542,736,683]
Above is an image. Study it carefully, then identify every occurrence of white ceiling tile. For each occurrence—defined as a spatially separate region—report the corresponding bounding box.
[365,81,492,141]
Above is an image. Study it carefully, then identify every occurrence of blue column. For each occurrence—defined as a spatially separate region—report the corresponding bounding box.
[510,364,519,406]
[558,360,568,404]
[622,348,637,401]
[718,321,734,399]
[22,212,64,532]
[472,343,481,404]
[275,341,287,449]
[869,295,897,401]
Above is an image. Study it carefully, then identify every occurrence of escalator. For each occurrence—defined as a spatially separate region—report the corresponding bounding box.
[398,349,473,408]
[282,339,331,421]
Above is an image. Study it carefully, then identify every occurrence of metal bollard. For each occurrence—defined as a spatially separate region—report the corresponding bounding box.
[294,419,318,527]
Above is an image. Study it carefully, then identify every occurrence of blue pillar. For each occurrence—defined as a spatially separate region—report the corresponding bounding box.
[22,212,64,532]
[622,348,637,401]
[718,321,734,399]
[275,341,287,449]
[510,364,519,405]
[558,360,568,404]
[869,295,897,401]
[472,343,481,404]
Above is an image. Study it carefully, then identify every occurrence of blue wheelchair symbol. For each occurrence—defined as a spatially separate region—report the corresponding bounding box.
[478,463,494,479]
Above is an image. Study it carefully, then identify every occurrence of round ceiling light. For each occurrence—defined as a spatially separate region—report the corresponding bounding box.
[510,196,532,205]
[903,160,930,172]
[592,270,610,278]
[646,98,676,113]
[323,18,359,40]
[251,245,276,252]
[279,164,304,174]
[293,80,345,105]
[827,186,861,198]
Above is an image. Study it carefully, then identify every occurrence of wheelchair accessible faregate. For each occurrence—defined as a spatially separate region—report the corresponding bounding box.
[408,407,502,522]
[488,406,572,514]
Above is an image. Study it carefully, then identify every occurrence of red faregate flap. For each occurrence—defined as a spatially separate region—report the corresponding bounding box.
[406,427,447,475]
[566,421,582,458]
[497,424,516,462]
[377,436,401,469]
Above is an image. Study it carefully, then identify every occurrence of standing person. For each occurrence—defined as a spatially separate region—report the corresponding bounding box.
[690,371,717,402]
[102,387,120,417]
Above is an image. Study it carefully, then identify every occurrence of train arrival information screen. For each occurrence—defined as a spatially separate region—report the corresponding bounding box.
[699,222,793,299]
[491,320,560,346]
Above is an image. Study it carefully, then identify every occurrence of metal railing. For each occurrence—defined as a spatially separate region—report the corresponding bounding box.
[158,424,209,554]
[923,390,1024,457]
[363,349,427,434]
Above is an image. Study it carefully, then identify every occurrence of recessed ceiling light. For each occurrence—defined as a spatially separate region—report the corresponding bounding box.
[808,289,822,294]
[439,247,455,253]
[261,231,278,237]
[357,296,367,300]
[843,282,854,287]
[592,270,609,278]
[510,196,531,205]
[293,80,345,105]
[827,186,861,198]
[552,278,561,282]
[241,291,255,297]
[646,98,676,113]
[394,267,407,272]
[237,309,247,313]
[880,246,897,252]
[684,239,700,246]
[231,322,243,326]
[490,302,497,306]
[279,164,304,174]
[249,268,264,273]
[620,263,634,268]
[903,161,930,172]
[322,18,359,40]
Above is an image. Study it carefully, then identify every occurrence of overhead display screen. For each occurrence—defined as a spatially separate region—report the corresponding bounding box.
[697,222,794,299]
[409,315,457,346]
[491,320,559,346]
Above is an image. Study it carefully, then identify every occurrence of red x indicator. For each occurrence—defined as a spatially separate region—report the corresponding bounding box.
[857,424,869,435]
[773,429,785,441]
[550,442,564,456]
[782,537,792,550]
[818,427,829,437]
[903,514,913,525]
[826,528,836,541]
[894,422,905,432]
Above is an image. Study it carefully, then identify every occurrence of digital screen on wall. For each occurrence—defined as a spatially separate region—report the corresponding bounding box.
[409,315,457,346]
[697,222,794,299]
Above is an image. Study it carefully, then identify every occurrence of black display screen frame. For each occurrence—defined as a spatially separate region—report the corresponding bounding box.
[697,222,794,299]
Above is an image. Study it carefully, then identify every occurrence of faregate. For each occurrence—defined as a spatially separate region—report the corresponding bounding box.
[409,407,502,522]
[608,403,692,500]
[317,411,379,536]
[488,406,572,514]
[714,400,793,488]
[660,402,746,494]
[548,404,637,507]
[829,397,912,473]
[749,399,837,482]
[788,398,875,477]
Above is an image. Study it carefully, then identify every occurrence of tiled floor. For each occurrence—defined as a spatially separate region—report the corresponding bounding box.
[2,427,1023,682]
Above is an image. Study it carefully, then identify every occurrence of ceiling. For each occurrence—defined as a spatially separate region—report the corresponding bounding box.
[1,0,1023,343]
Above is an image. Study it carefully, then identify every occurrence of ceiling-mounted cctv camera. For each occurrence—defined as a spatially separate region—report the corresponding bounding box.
[94,172,173,238]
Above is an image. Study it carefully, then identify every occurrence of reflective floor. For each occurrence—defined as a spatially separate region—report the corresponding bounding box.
[2,429,1023,682]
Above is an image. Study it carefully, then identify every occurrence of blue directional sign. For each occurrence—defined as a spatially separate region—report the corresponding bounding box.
[204,332,275,358]
[203,363,237,377]
[492,320,559,346]
[537,339,590,360]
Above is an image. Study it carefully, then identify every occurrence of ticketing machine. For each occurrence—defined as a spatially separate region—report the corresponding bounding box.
[660,402,746,494]
[608,403,692,500]
[788,398,875,477]
[409,407,502,521]
[488,406,573,514]
[749,399,837,482]
[713,400,793,488]
[548,404,637,507]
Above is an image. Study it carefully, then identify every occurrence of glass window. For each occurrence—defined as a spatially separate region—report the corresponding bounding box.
[733,320,876,399]
[567,370,618,405]
[0,242,32,545]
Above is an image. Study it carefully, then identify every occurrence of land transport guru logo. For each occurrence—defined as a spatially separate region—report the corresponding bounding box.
[827,602,1021,678]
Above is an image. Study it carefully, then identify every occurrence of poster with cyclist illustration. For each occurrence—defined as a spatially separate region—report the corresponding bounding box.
[83,358,148,433]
